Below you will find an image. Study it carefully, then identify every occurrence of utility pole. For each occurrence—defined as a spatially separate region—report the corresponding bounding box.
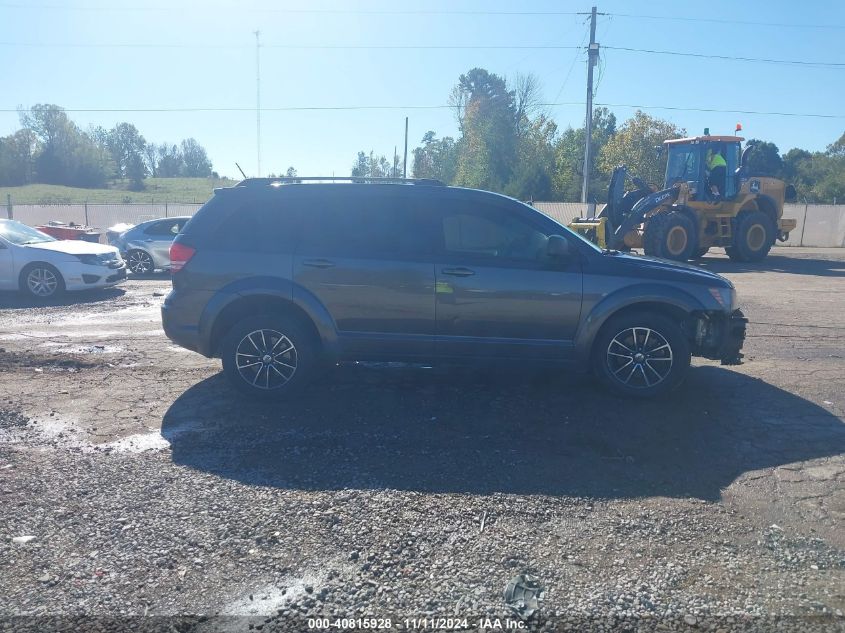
[579,6,603,205]
[254,30,261,177]
[403,117,409,178]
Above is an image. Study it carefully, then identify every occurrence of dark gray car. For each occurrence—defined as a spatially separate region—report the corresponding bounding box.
[161,178,746,398]
[112,217,191,274]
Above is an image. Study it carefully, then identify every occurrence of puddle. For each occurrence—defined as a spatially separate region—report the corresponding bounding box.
[0,413,174,454]
[42,344,124,355]
[105,431,170,452]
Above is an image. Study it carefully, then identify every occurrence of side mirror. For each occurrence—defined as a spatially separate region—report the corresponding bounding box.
[547,234,570,258]
[784,184,797,203]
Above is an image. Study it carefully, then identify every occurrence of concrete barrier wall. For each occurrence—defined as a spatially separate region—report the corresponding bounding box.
[7,201,845,247]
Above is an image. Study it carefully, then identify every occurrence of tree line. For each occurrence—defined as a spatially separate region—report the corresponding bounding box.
[0,104,214,190]
[354,68,845,204]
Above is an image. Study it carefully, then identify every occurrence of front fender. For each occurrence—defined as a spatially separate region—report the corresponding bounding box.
[573,283,705,362]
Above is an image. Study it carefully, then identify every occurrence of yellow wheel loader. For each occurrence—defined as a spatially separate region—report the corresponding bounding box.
[569,132,798,262]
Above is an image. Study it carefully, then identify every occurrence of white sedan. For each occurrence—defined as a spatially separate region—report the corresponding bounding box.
[0,219,127,299]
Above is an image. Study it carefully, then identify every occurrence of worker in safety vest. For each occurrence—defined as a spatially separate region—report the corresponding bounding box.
[706,146,727,198]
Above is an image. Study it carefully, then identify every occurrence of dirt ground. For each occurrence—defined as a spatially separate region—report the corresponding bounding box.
[0,247,843,632]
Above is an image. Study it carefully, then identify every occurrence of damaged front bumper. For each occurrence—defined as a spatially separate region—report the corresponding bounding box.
[692,309,748,365]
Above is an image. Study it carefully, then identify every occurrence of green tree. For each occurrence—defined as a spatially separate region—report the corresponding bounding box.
[599,110,684,190]
[451,68,518,191]
[156,143,183,177]
[180,138,212,177]
[554,107,617,202]
[0,129,36,186]
[745,139,783,177]
[505,115,557,201]
[107,123,147,180]
[350,150,392,178]
[19,104,108,187]
[412,131,458,183]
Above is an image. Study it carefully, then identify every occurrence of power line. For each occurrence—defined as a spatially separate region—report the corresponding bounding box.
[611,12,845,30]
[0,3,583,14]
[0,103,841,119]
[0,42,583,50]
[2,40,841,69]
[604,46,845,68]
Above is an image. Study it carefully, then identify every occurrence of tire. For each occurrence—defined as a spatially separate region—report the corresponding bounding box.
[592,311,691,398]
[642,210,697,261]
[19,263,65,300]
[728,210,775,262]
[126,249,155,275]
[221,314,319,399]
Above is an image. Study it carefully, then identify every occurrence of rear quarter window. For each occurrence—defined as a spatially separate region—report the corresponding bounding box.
[194,194,296,253]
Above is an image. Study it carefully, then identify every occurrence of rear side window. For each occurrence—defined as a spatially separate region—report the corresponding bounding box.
[208,197,296,252]
[298,190,432,258]
[144,220,183,236]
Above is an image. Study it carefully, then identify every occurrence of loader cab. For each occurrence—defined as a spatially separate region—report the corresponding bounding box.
[664,135,743,200]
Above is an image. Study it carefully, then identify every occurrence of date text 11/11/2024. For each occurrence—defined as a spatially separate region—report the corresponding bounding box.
[307,617,529,629]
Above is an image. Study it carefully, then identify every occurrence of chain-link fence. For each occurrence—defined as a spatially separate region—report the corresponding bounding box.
[6,203,203,229]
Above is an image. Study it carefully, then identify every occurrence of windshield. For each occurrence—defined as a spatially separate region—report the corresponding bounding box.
[0,220,56,245]
[665,144,700,187]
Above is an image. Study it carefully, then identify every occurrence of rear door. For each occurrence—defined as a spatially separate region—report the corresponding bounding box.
[293,187,436,360]
[143,219,183,266]
[0,238,14,290]
[426,192,583,361]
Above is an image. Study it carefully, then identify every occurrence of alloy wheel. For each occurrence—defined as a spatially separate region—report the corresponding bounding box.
[606,327,673,389]
[235,329,298,390]
[128,251,154,274]
[26,267,59,297]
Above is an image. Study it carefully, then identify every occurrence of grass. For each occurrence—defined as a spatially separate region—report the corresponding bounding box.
[0,177,239,204]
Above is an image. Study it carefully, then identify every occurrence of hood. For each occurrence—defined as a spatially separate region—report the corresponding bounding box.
[609,251,732,287]
[26,240,119,256]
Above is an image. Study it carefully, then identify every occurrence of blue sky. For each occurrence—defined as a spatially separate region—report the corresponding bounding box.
[1,0,843,180]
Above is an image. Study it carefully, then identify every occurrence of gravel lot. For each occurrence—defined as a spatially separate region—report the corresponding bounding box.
[0,247,843,632]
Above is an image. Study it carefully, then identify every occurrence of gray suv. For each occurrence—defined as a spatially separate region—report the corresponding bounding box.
[161,178,746,398]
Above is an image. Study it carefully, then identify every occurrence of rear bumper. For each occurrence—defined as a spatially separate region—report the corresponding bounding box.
[161,288,216,357]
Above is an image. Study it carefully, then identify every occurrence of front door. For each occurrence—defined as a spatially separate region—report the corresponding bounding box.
[293,188,436,360]
[429,195,583,361]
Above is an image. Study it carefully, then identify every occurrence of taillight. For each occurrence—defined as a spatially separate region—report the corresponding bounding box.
[170,243,196,273]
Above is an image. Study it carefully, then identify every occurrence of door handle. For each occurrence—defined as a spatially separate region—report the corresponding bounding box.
[302,258,336,269]
[440,267,475,277]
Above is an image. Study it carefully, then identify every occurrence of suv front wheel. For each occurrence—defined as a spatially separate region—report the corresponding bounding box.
[592,311,691,397]
[221,315,317,398]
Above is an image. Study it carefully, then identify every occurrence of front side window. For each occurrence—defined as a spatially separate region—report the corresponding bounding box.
[438,203,550,263]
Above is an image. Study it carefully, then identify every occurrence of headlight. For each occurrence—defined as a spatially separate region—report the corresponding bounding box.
[708,286,736,310]
[74,254,99,265]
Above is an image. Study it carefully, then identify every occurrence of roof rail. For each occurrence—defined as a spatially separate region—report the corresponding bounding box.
[235,176,446,187]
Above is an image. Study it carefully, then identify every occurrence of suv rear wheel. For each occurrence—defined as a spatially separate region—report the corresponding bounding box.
[221,315,317,398]
[592,311,690,397]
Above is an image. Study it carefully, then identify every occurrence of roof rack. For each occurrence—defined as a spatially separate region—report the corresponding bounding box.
[235,176,446,187]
